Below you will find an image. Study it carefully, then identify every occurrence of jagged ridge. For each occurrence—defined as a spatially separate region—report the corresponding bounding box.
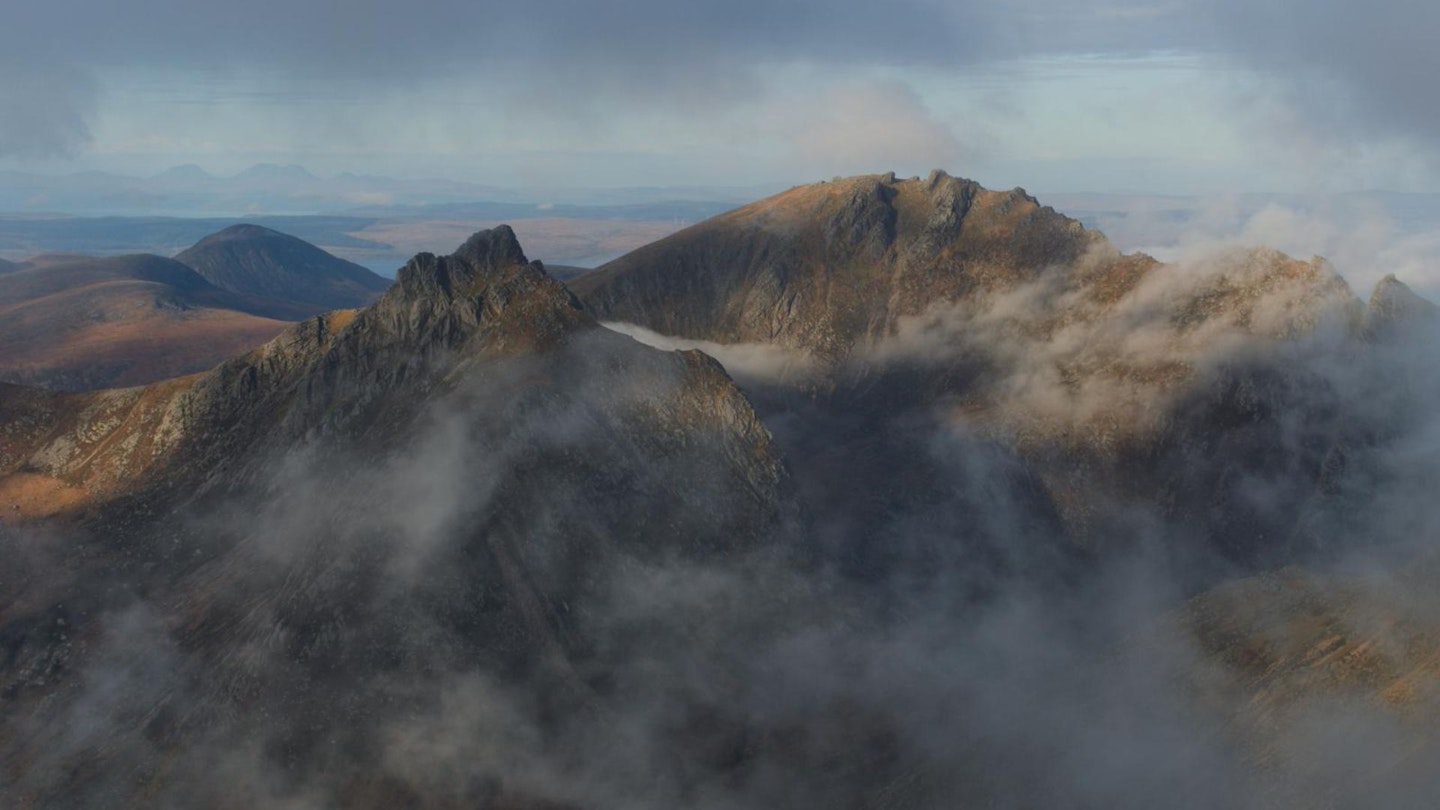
[0,226,782,526]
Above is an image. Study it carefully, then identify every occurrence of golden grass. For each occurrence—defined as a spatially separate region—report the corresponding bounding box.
[0,472,90,520]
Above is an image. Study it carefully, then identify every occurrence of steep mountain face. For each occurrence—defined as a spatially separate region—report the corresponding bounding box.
[573,170,1102,360]
[175,223,391,316]
[0,253,291,391]
[0,226,788,808]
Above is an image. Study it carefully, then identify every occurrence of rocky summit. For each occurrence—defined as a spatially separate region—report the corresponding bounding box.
[574,170,1104,359]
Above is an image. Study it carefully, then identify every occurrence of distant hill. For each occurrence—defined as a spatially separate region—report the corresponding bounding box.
[0,254,291,390]
[0,226,390,391]
[175,224,391,315]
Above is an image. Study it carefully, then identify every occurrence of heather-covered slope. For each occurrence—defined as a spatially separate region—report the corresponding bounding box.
[0,253,293,390]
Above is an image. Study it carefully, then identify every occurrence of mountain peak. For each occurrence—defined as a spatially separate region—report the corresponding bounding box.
[1365,273,1438,338]
[390,225,554,310]
[455,223,529,270]
[573,170,1096,357]
[196,223,284,243]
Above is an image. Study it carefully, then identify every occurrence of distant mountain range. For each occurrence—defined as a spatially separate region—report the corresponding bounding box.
[4,173,1440,807]
[0,164,523,216]
[0,164,769,217]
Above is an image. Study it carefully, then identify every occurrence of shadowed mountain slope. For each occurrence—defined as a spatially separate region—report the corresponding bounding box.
[175,223,391,315]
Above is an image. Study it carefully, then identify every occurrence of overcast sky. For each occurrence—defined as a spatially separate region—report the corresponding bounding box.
[1,0,1435,193]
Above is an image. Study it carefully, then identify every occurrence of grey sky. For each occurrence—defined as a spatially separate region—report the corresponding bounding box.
[0,1,1435,192]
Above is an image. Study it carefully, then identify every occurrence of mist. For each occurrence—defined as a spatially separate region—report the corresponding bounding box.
[7,230,1437,808]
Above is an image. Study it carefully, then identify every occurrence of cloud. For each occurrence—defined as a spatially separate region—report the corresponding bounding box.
[602,320,819,383]
[768,79,968,175]
[4,0,1433,178]
[1108,194,1440,299]
[1195,1,1440,157]
[0,1,1002,113]
[0,0,1182,163]
[0,62,96,158]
